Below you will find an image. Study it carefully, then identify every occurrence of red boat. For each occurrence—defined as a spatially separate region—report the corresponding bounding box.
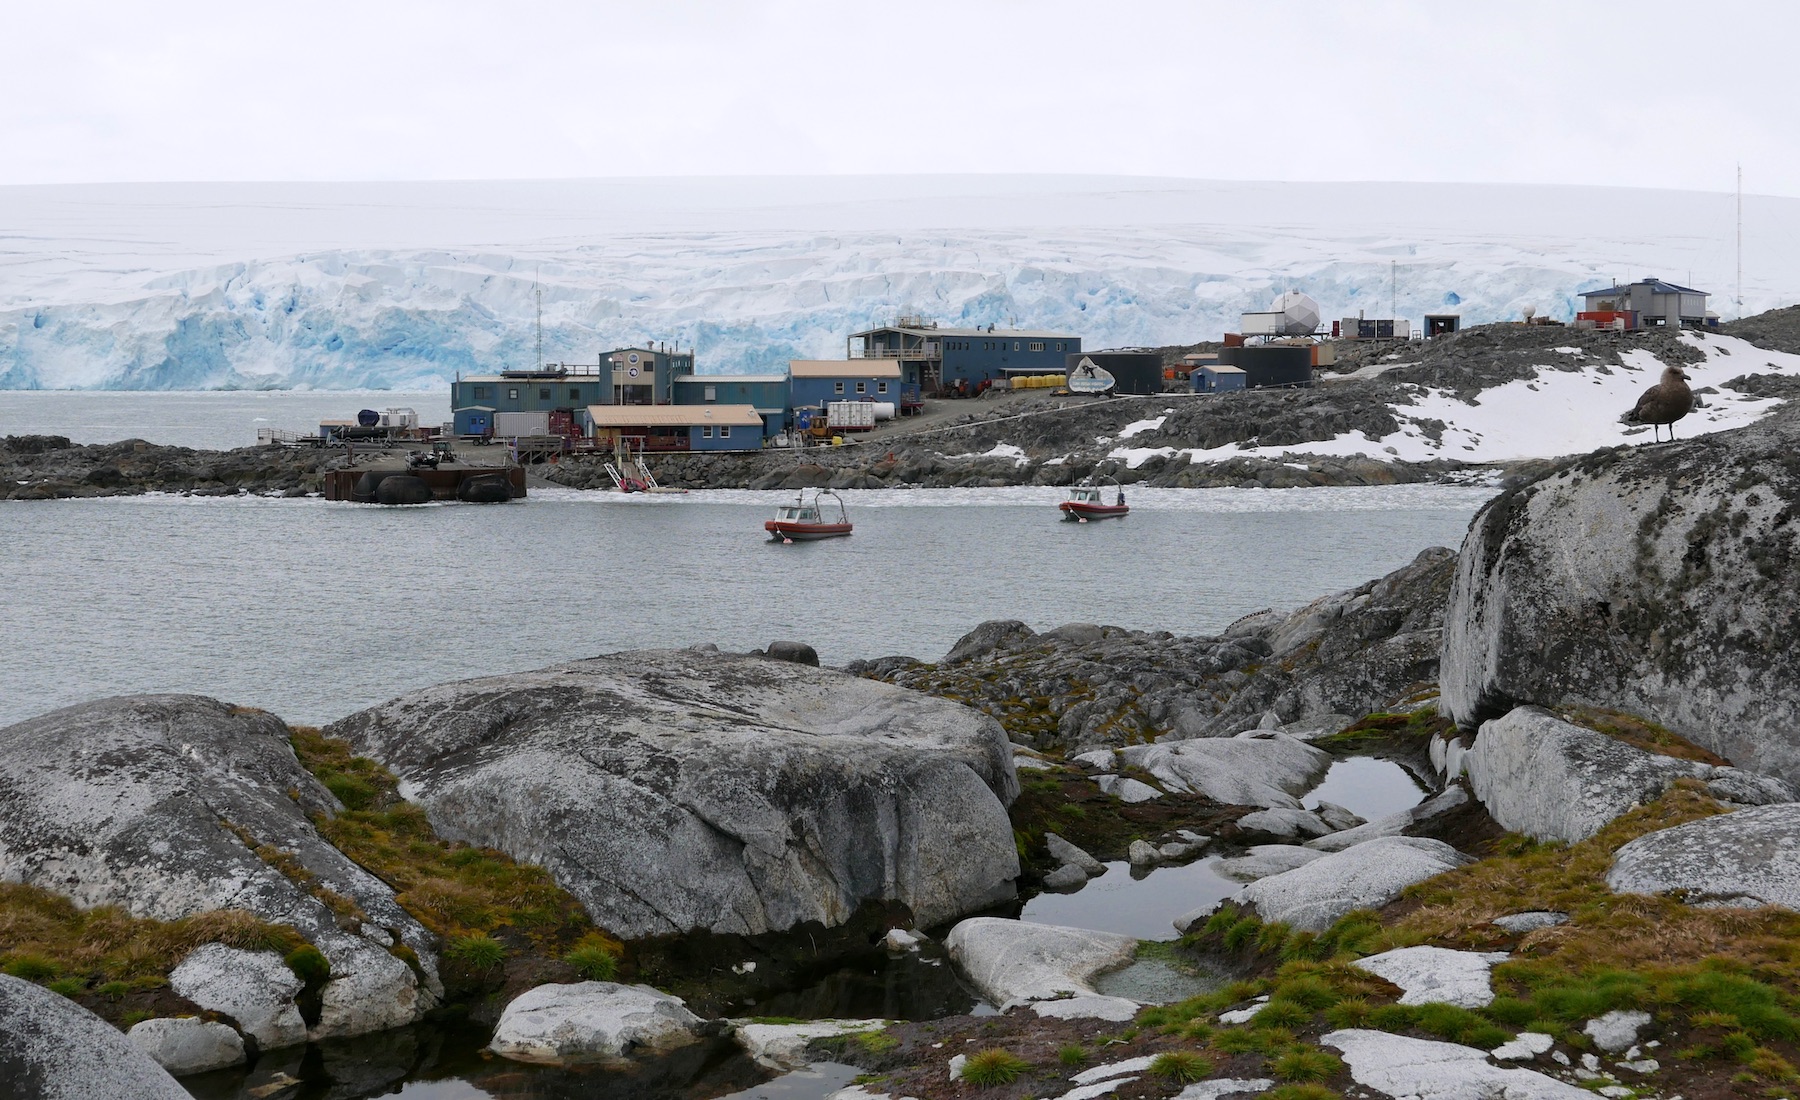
[1059,479,1128,522]
[765,490,853,542]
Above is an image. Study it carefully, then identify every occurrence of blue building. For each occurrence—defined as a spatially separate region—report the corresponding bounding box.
[671,372,792,439]
[1195,364,1246,393]
[787,360,906,414]
[848,321,1080,393]
[583,404,764,452]
[604,345,696,405]
[450,367,609,437]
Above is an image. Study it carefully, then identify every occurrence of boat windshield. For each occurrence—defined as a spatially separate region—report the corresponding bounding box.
[1071,487,1100,502]
[777,505,819,522]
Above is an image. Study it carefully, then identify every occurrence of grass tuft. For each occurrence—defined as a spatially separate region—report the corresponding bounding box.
[1149,1050,1212,1083]
[1273,1046,1343,1083]
[445,933,506,969]
[960,1048,1030,1087]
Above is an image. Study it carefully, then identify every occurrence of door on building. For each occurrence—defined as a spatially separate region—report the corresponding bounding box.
[467,414,489,436]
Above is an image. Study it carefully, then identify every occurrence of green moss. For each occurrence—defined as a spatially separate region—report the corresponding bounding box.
[283,945,331,985]
[855,1030,899,1055]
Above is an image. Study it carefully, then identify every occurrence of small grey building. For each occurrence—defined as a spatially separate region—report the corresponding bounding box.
[1579,279,1709,329]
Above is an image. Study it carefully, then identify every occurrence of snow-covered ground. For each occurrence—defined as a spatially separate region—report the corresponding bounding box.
[1108,334,1800,467]
[2,176,1796,390]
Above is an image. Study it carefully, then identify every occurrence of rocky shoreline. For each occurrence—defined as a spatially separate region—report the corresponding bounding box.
[8,347,1800,1098]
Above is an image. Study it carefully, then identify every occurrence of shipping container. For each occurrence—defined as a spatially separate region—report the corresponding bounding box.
[495,411,550,438]
[826,401,876,431]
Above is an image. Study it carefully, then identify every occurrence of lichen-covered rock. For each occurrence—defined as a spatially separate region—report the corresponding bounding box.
[1607,803,1800,909]
[944,917,1136,1013]
[169,944,306,1050]
[329,651,1020,938]
[733,1018,891,1070]
[126,1016,246,1076]
[1352,946,1510,1008]
[1235,836,1465,931]
[0,973,193,1099]
[1236,806,1333,839]
[858,548,1459,751]
[1465,707,1797,842]
[489,982,705,1065]
[0,696,439,1043]
[1215,844,1326,881]
[1305,786,1468,852]
[1465,707,1710,842]
[1323,1029,1592,1099]
[1118,733,1331,809]
[1440,409,1800,780]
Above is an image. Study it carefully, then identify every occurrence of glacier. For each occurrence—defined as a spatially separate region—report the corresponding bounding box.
[1,175,1794,391]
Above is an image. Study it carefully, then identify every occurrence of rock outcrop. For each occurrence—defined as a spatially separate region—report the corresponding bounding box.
[1323,1029,1593,1099]
[126,1016,247,1076]
[1351,946,1510,1008]
[489,982,707,1065]
[1234,836,1465,931]
[857,548,1458,751]
[1117,733,1332,809]
[0,696,440,1044]
[329,650,1020,939]
[0,436,340,499]
[1440,408,1800,780]
[0,974,194,1099]
[1463,706,1794,842]
[944,917,1139,1021]
[1607,803,1800,910]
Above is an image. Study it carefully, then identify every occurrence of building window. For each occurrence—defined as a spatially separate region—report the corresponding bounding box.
[702,425,713,438]
[508,387,519,400]
[834,381,845,394]
[1028,342,1044,352]
[720,425,731,438]
[877,381,888,393]
[538,387,550,400]
[855,381,866,394]
[1055,342,1064,351]
[704,385,717,402]
[569,387,580,400]
[1014,342,1021,351]
[473,385,489,399]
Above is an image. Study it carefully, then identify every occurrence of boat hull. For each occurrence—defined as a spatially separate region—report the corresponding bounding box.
[1059,501,1129,521]
[766,521,853,541]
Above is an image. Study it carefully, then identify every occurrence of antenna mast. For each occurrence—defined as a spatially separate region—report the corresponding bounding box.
[1390,260,1397,320]
[1737,163,1744,318]
[535,269,544,370]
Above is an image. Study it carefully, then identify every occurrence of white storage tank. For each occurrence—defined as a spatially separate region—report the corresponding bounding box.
[870,402,897,421]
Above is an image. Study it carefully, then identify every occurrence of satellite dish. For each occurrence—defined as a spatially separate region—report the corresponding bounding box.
[1522,305,1537,322]
[1269,291,1321,335]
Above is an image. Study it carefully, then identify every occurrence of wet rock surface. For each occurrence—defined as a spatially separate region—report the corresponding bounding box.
[488,981,707,1065]
[329,650,1020,939]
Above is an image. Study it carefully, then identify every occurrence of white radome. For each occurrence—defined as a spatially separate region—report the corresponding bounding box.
[1270,291,1321,335]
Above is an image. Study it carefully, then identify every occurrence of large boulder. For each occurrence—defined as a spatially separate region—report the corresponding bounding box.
[1117,733,1331,809]
[126,1016,247,1076]
[1323,1029,1592,1099]
[944,917,1139,1021]
[328,651,1020,938]
[489,982,706,1065]
[1462,706,1794,842]
[1305,786,1468,852]
[1441,412,1800,780]
[1607,803,1800,910]
[1234,836,1465,931]
[0,974,193,1099]
[0,696,439,1044]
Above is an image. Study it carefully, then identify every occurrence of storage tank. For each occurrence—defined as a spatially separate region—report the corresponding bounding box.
[870,402,897,421]
[1064,351,1163,396]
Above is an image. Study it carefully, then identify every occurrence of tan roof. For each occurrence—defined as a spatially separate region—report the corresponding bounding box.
[789,359,902,379]
[585,404,764,428]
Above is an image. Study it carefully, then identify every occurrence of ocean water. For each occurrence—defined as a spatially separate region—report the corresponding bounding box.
[0,483,1493,728]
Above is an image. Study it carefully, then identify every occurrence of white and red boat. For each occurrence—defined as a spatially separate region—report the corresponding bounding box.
[1059,479,1128,522]
[766,490,853,542]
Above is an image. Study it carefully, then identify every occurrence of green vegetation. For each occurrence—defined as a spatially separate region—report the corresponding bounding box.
[290,729,600,950]
[283,944,331,985]
[1272,1047,1342,1083]
[855,1030,900,1055]
[1057,1043,1089,1066]
[445,933,506,969]
[1149,1050,1212,1083]
[565,934,621,981]
[960,1048,1031,1087]
[0,883,312,996]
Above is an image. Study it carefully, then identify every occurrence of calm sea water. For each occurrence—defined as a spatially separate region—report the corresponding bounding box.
[0,484,1493,728]
[0,389,449,449]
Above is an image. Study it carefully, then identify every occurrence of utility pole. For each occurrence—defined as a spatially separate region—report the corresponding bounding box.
[535,270,544,370]
[1390,260,1397,321]
[1737,163,1744,318]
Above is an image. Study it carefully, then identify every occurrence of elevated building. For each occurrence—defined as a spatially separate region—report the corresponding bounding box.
[1579,279,1710,329]
[584,404,764,452]
[848,320,1081,392]
[671,372,791,439]
[788,360,909,413]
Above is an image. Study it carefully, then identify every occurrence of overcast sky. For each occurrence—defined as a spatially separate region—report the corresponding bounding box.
[3,0,1794,196]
